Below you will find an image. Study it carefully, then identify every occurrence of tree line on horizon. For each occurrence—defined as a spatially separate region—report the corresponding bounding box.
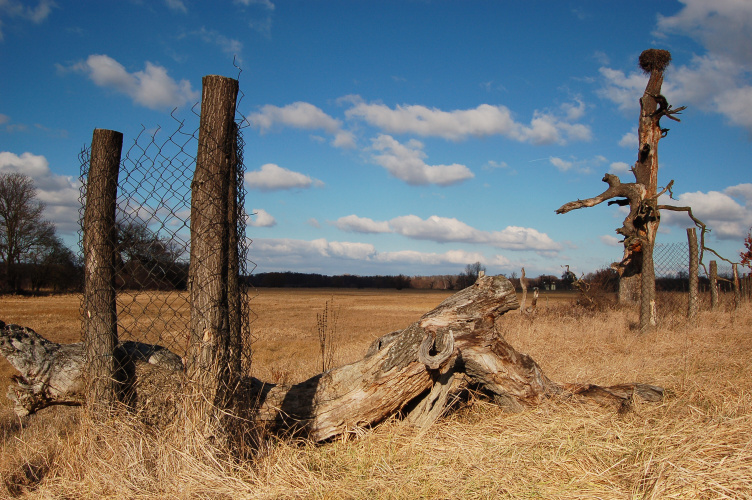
[2,172,749,295]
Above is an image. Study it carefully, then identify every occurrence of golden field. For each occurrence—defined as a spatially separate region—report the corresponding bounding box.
[1,288,751,499]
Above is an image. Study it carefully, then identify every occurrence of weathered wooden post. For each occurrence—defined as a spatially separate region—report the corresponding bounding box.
[186,75,240,432]
[709,260,719,311]
[83,128,123,415]
[687,227,698,319]
[732,264,741,309]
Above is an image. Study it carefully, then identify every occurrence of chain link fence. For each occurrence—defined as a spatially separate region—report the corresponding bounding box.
[77,76,252,428]
[653,241,738,317]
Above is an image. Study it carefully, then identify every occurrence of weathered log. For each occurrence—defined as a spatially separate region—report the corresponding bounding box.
[1,276,664,442]
[0,320,183,417]
[242,275,662,441]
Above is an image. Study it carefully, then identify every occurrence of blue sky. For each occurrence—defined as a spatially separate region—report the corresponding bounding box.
[1,0,751,277]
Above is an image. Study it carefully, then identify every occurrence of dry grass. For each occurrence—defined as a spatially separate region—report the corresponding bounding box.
[1,290,751,498]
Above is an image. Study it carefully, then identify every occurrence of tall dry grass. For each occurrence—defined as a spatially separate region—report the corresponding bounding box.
[1,290,751,498]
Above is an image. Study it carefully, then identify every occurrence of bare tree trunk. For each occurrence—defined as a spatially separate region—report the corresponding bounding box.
[640,240,657,329]
[83,128,122,415]
[619,274,640,305]
[710,260,719,310]
[187,75,240,432]
[634,51,672,331]
[687,227,699,319]
[557,49,685,333]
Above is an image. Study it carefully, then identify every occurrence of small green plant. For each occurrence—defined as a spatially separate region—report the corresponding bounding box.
[316,296,339,372]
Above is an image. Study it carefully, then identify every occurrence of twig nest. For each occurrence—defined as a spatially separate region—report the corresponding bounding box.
[639,49,672,74]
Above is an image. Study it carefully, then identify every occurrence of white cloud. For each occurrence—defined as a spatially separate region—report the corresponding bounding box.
[249,237,506,274]
[549,157,573,172]
[375,249,487,266]
[0,0,55,41]
[657,0,752,67]
[488,254,513,267]
[483,160,508,170]
[600,235,621,246]
[248,208,276,227]
[600,3,752,133]
[619,130,638,148]
[597,67,648,113]
[235,0,275,9]
[547,155,605,175]
[332,212,561,252]
[660,184,752,240]
[609,161,631,174]
[387,214,561,252]
[0,151,80,233]
[194,28,243,62]
[561,98,586,121]
[252,238,376,261]
[347,101,517,140]
[0,0,54,22]
[346,99,591,145]
[369,134,474,186]
[67,54,198,110]
[334,215,391,234]
[247,102,356,148]
[164,0,187,13]
[725,183,752,203]
[599,56,752,132]
[244,163,323,191]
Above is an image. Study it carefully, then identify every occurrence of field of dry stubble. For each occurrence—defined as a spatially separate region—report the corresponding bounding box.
[1,288,751,499]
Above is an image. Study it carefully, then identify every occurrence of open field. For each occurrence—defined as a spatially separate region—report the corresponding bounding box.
[1,288,751,498]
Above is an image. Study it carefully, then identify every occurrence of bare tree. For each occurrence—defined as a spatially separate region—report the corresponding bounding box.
[27,233,81,292]
[114,219,187,289]
[557,49,687,332]
[458,261,486,289]
[0,172,55,292]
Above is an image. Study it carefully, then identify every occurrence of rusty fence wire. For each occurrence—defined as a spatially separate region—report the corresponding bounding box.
[78,107,252,418]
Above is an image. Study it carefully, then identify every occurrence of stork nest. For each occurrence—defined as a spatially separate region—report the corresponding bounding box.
[639,49,672,74]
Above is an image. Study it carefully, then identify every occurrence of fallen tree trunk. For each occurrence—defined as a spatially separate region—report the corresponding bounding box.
[0,319,183,417]
[1,276,663,441]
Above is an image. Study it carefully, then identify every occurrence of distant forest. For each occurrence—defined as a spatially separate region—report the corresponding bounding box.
[4,262,736,294]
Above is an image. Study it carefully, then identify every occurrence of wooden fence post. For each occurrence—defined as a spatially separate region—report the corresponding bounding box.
[227,121,243,383]
[83,128,122,415]
[732,264,741,309]
[687,227,699,319]
[187,75,240,431]
[709,260,719,311]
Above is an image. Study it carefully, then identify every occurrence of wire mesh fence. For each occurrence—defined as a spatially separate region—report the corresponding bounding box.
[77,77,252,427]
[653,240,739,317]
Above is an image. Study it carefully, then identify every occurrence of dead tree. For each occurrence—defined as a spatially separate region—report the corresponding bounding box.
[557,49,686,332]
[1,275,663,442]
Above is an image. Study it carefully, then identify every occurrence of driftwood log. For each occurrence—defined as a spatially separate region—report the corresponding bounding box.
[1,275,663,441]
